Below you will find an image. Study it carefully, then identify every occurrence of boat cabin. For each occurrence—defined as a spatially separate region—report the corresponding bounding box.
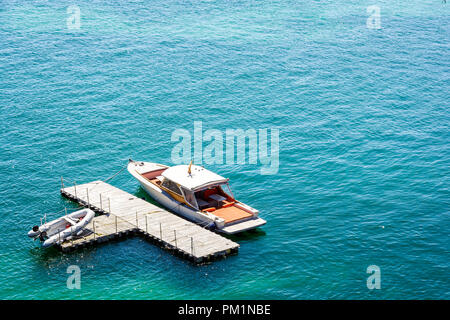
[141,164,254,224]
[161,164,233,210]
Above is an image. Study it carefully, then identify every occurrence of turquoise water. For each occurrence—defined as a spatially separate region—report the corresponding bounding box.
[1,0,449,299]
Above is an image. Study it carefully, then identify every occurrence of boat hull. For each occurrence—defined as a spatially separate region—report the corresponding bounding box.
[127,160,266,234]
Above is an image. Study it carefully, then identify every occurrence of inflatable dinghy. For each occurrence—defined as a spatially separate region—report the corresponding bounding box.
[27,208,95,248]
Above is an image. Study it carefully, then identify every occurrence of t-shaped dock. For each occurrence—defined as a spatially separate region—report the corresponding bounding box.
[60,180,239,264]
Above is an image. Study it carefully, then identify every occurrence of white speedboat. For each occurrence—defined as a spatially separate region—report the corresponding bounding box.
[27,208,95,247]
[127,159,266,234]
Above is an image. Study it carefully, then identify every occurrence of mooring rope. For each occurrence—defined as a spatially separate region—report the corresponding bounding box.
[62,161,128,189]
[102,164,128,183]
[85,162,128,192]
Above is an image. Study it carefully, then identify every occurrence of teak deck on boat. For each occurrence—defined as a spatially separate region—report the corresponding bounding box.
[59,181,239,264]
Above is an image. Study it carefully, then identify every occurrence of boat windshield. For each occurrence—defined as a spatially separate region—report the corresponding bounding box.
[180,186,198,209]
[219,183,234,200]
[193,183,235,210]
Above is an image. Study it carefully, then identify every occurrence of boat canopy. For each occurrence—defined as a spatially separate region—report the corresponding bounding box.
[161,164,229,191]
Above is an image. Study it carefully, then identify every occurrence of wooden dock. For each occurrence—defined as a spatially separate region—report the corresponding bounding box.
[60,181,239,264]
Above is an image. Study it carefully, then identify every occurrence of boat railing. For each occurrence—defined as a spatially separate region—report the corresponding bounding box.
[62,210,201,256]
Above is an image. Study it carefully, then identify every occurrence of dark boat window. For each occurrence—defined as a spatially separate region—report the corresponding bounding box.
[161,178,182,196]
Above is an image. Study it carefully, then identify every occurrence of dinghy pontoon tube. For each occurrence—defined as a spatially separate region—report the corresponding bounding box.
[28,209,95,248]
